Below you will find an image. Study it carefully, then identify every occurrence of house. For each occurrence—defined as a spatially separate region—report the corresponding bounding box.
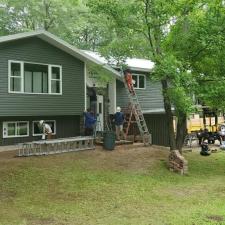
[0,30,169,146]
[0,30,121,146]
[84,51,170,146]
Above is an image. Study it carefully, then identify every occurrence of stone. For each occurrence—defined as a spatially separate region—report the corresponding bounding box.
[168,150,188,175]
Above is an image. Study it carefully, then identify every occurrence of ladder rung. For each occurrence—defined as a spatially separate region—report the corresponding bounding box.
[124,79,152,145]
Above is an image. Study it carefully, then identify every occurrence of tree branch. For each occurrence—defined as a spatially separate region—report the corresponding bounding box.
[143,0,156,57]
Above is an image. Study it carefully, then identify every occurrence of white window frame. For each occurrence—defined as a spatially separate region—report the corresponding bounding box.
[3,121,29,138]
[132,74,146,89]
[32,120,56,136]
[49,65,62,94]
[8,60,24,94]
[8,60,62,95]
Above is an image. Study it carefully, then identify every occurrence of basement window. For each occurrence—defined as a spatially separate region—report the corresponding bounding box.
[132,74,146,89]
[9,61,62,95]
[32,120,56,136]
[3,121,29,138]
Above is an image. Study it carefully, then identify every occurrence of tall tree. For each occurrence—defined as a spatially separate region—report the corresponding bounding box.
[166,0,225,111]
[0,0,112,51]
[88,0,197,151]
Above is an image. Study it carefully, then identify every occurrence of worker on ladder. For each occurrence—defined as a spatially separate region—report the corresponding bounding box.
[122,67,152,146]
[124,69,135,95]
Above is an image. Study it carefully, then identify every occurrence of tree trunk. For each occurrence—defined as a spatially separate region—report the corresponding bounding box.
[176,112,187,153]
[161,79,176,150]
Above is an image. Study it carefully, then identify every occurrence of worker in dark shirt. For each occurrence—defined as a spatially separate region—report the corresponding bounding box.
[90,84,97,116]
[114,106,125,141]
[84,109,96,136]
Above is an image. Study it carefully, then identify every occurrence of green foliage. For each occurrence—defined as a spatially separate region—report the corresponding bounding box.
[153,54,196,115]
[197,80,225,110]
[87,63,114,85]
[168,86,194,115]
[165,0,225,110]
[87,0,199,118]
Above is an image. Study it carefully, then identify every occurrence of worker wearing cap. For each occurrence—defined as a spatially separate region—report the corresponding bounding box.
[114,106,125,141]
[39,120,53,140]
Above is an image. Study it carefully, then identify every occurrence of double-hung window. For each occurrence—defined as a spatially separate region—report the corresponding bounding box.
[9,61,62,94]
[132,74,146,89]
[50,66,61,94]
[3,121,29,138]
[9,61,23,92]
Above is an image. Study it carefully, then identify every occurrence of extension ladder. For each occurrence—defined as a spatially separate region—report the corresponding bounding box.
[17,136,95,157]
[123,79,152,145]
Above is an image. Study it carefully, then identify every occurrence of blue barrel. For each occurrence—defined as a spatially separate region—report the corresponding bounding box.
[103,131,116,150]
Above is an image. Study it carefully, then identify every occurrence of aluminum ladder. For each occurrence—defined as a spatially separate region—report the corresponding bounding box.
[123,79,152,145]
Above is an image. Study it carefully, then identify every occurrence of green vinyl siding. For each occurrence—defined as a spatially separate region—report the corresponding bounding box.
[116,75,164,112]
[0,115,80,146]
[144,114,170,146]
[0,37,84,116]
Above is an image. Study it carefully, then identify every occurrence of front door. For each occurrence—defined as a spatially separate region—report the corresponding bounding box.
[96,95,104,131]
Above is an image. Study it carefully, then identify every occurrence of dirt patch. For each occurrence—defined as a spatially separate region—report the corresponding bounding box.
[206,215,224,222]
[0,191,16,201]
[80,145,169,173]
[23,213,61,225]
[0,145,170,178]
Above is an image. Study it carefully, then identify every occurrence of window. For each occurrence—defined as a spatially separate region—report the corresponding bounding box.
[24,63,48,93]
[9,62,23,92]
[9,61,62,94]
[132,74,146,89]
[3,121,29,138]
[50,66,61,94]
[32,120,56,136]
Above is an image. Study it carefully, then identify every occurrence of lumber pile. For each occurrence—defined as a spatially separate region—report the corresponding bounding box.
[168,150,188,175]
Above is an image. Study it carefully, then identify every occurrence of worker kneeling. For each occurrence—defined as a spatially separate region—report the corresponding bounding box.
[39,120,53,140]
[200,142,211,156]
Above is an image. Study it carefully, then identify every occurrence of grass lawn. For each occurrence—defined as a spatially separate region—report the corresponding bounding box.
[1,145,225,225]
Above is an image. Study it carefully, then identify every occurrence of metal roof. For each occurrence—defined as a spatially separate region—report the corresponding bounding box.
[83,50,155,73]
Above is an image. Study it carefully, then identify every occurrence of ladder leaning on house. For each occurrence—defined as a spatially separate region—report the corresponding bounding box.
[123,74,152,146]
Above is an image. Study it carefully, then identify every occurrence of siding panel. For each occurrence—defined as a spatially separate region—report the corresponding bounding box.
[116,76,164,112]
[144,114,170,146]
[0,37,84,116]
[0,115,80,145]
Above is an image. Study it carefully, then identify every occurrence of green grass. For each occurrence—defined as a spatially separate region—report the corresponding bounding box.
[1,147,225,225]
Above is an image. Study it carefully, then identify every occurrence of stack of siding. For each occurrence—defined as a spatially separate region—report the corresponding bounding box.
[168,150,188,175]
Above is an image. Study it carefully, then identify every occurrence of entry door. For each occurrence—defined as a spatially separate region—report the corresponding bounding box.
[96,95,104,131]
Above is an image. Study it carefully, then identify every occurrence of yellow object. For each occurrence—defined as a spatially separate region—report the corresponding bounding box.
[187,115,224,133]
